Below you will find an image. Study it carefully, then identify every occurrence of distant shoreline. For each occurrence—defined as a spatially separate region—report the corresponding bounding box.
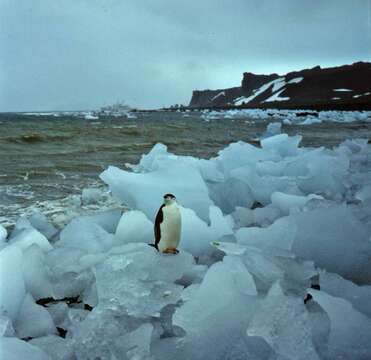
[162,102,371,112]
[1,102,371,115]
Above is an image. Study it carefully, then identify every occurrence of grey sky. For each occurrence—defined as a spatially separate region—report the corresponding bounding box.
[1,0,370,111]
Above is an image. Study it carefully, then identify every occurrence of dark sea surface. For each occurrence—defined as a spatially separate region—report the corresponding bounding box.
[1,111,371,226]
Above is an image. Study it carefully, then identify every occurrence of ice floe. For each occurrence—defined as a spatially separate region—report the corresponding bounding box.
[200,108,371,124]
[1,127,371,359]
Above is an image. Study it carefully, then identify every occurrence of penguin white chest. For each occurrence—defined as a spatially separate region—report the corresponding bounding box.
[159,203,181,251]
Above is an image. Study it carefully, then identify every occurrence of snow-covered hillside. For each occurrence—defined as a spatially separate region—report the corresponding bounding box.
[189,62,371,109]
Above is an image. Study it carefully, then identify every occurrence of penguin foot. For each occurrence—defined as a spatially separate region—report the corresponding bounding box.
[162,247,179,254]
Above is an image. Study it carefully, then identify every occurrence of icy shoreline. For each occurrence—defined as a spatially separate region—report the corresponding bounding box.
[198,108,371,124]
[1,128,371,359]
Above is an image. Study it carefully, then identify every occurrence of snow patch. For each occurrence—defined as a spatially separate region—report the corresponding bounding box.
[264,88,290,102]
[234,77,285,105]
[288,76,304,84]
[211,91,225,102]
[333,88,353,92]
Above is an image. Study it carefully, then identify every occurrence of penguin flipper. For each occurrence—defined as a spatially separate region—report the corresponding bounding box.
[154,204,165,248]
[148,243,159,251]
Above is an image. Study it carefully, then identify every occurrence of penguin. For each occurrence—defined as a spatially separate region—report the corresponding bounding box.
[149,193,181,254]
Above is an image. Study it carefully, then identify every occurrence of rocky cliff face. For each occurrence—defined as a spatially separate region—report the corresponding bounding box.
[188,87,241,108]
[188,62,371,109]
[241,72,279,93]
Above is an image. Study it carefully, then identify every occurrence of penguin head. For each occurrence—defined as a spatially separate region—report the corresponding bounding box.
[163,193,176,205]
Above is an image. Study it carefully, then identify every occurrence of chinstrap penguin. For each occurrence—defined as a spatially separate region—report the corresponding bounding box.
[149,193,181,254]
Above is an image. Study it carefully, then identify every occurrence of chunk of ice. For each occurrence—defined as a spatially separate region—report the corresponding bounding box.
[0,315,15,337]
[15,293,56,339]
[22,244,54,300]
[9,228,52,252]
[231,165,302,205]
[46,247,86,276]
[81,188,103,205]
[291,205,371,283]
[10,216,33,238]
[174,256,257,331]
[82,209,122,233]
[240,247,286,292]
[0,246,25,321]
[100,164,213,223]
[261,133,302,157]
[71,307,149,359]
[172,256,258,360]
[113,323,153,360]
[261,122,282,139]
[180,206,233,257]
[252,205,281,226]
[134,142,170,172]
[309,289,371,358]
[29,335,74,360]
[319,271,371,318]
[0,337,51,360]
[208,178,254,214]
[271,192,324,215]
[0,224,7,243]
[247,282,320,360]
[82,282,98,308]
[216,141,273,177]
[356,184,371,203]
[236,216,297,251]
[115,210,153,244]
[95,243,195,317]
[57,217,119,253]
[46,247,95,299]
[297,149,349,198]
[29,212,58,240]
[45,302,68,327]
[231,206,255,228]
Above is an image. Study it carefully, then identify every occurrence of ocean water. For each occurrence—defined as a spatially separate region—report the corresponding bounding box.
[1,110,370,226]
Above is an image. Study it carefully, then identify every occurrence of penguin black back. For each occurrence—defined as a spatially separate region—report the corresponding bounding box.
[149,204,165,251]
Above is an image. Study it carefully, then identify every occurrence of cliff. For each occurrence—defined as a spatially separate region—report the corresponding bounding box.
[188,62,371,109]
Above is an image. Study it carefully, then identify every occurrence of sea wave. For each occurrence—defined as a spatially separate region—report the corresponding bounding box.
[2,133,70,144]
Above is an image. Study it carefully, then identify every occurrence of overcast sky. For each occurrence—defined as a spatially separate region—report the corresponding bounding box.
[1,0,370,111]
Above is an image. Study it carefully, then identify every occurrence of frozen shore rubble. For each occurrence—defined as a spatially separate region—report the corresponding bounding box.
[1,127,371,359]
[199,108,371,125]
